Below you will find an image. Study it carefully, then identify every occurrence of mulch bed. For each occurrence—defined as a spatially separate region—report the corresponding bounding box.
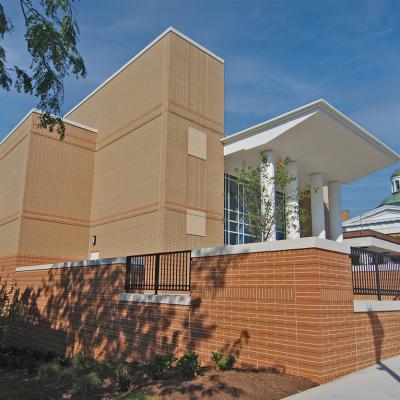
[138,366,317,400]
[0,365,317,400]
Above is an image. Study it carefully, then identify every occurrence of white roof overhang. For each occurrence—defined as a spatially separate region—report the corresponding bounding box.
[344,236,400,256]
[223,99,400,185]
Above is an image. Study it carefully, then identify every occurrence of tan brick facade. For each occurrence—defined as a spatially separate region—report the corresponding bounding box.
[8,248,400,384]
[0,30,224,267]
[66,31,224,258]
[0,113,96,279]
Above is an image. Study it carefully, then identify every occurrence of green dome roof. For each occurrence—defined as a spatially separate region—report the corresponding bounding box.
[380,192,400,206]
[391,169,400,178]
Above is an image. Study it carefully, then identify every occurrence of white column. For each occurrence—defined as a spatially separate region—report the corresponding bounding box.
[261,150,276,241]
[286,161,300,239]
[310,173,326,238]
[328,181,343,242]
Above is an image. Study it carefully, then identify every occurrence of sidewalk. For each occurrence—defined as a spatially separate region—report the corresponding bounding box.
[285,356,400,400]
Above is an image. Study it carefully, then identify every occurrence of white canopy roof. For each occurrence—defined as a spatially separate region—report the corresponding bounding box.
[223,99,399,185]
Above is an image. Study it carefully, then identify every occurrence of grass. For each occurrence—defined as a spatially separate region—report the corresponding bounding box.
[0,377,41,400]
[120,395,152,400]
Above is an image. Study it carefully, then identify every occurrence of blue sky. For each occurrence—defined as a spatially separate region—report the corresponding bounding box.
[0,0,399,216]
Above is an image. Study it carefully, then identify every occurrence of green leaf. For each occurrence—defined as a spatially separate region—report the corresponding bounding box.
[0,0,85,140]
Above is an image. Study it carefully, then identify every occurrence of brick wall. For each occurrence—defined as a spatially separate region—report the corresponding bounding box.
[6,247,400,384]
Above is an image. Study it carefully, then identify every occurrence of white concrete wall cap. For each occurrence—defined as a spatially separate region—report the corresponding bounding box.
[119,293,190,306]
[191,237,350,258]
[15,256,126,272]
[354,300,400,313]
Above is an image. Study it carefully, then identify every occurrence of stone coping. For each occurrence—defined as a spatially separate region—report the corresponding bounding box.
[191,237,350,258]
[15,238,351,272]
[344,236,400,256]
[15,257,126,272]
[119,293,190,306]
[354,300,400,313]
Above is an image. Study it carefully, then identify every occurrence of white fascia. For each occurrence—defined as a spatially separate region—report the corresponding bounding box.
[222,99,400,162]
[32,108,98,133]
[64,27,224,118]
[0,108,98,148]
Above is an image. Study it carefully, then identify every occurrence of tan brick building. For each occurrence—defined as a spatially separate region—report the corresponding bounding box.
[3,28,400,386]
[1,27,399,273]
[0,28,225,270]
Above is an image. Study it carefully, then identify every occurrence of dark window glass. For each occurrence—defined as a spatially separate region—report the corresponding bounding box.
[224,173,264,245]
[230,232,238,245]
[275,191,286,240]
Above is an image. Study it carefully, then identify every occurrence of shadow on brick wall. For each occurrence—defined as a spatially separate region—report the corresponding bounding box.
[11,257,250,370]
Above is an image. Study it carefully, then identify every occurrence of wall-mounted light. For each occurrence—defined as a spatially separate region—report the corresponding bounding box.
[91,235,97,246]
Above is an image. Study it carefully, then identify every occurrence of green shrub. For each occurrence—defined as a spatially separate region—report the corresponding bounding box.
[111,362,132,390]
[59,367,76,385]
[211,352,236,371]
[176,351,200,378]
[92,359,132,389]
[74,372,102,397]
[72,351,88,369]
[94,359,114,379]
[55,355,71,367]
[38,362,61,382]
[146,354,175,380]
[120,395,152,400]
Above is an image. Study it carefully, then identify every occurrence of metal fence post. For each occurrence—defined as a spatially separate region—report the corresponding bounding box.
[125,256,131,293]
[374,253,382,301]
[154,254,160,294]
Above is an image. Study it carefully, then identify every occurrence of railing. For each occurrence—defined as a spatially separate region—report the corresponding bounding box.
[125,250,191,294]
[351,247,400,300]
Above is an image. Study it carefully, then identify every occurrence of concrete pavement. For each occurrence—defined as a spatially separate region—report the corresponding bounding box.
[285,356,400,400]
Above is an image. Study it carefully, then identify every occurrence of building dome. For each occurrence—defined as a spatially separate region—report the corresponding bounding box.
[380,192,400,206]
[379,168,400,206]
[391,169,400,179]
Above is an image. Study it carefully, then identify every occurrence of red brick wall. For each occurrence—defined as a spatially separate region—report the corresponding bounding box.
[6,248,400,383]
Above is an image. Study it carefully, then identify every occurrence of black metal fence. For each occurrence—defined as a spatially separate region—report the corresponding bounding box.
[351,247,400,300]
[125,250,191,293]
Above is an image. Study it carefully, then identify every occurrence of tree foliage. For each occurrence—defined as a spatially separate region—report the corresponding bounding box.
[0,0,86,139]
[234,152,311,242]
